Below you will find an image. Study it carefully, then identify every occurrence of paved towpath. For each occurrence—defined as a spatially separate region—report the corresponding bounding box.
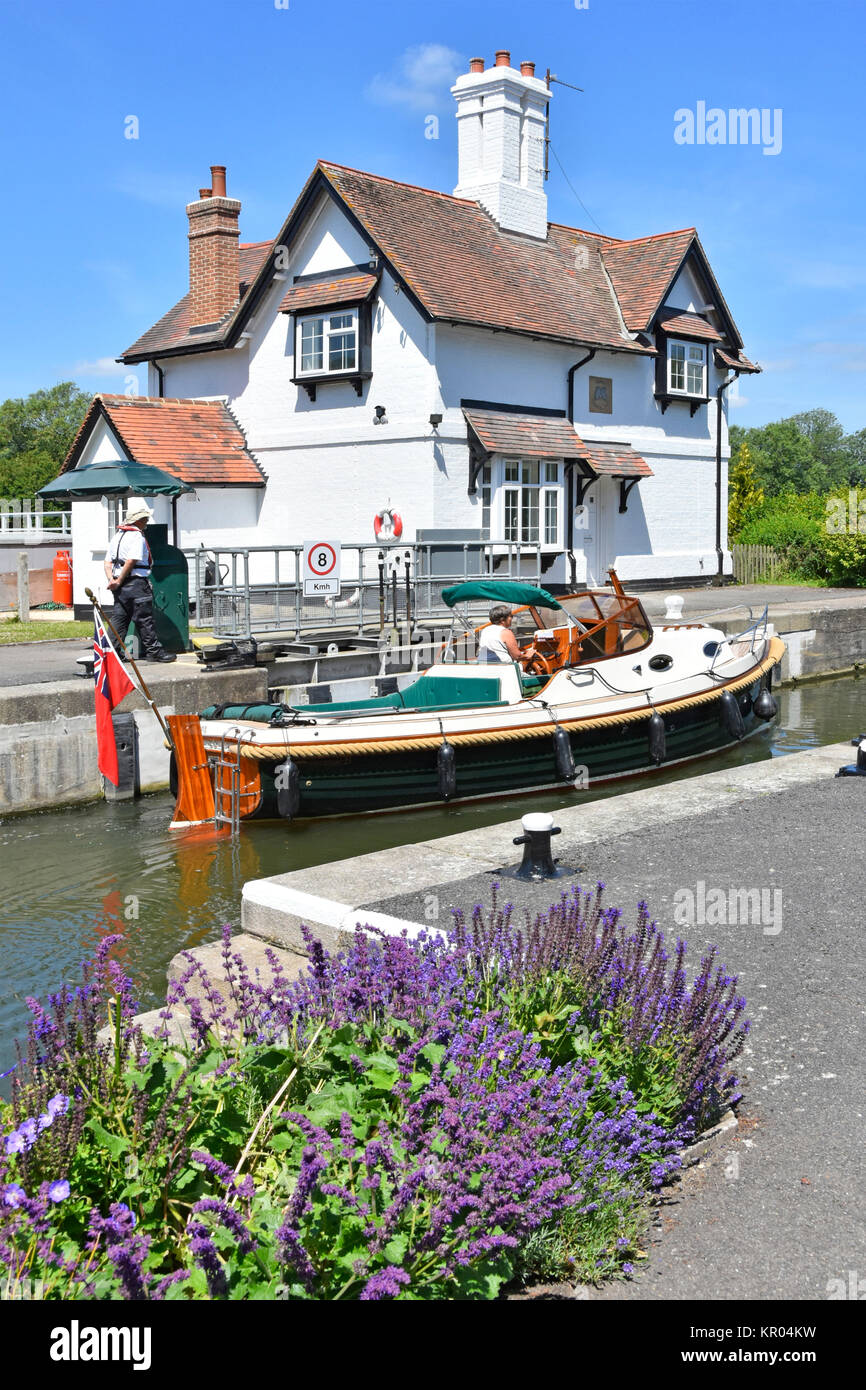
[0,637,93,687]
[355,758,866,1301]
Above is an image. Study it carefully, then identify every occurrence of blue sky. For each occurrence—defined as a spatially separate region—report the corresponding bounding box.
[1,0,864,431]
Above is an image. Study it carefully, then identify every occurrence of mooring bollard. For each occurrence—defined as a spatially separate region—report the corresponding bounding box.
[836,737,866,778]
[503,812,568,882]
[663,594,684,622]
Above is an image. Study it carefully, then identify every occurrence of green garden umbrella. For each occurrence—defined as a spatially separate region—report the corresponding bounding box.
[38,460,192,500]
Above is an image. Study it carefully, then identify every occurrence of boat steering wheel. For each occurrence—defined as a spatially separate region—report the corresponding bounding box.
[520,645,554,676]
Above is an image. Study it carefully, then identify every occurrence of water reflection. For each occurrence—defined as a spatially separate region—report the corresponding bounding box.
[2,674,865,1076]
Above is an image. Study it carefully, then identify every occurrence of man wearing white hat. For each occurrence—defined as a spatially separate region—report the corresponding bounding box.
[103,504,176,662]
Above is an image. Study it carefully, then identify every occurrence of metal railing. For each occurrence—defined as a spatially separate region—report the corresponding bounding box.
[184,541,545,638]
[0,498,71,540]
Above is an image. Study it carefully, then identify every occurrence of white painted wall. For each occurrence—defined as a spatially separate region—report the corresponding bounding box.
[107,188,737,590]
[666,261,709,314]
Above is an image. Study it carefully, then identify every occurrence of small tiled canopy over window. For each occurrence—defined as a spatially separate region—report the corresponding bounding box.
[280,269,380,400]
[462,405,653,539]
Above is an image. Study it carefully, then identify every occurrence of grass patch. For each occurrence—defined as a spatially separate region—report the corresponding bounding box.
[0,619,91,643]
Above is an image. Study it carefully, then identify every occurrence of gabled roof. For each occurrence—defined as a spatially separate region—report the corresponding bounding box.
[317,164,646,353]
[61,395,266,487]
[600,230,697,332]
[120,161,751,365]
[122,243,273,360]
[462,406,652,479]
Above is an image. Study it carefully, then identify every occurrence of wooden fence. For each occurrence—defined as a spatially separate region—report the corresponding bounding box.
[731,544,785,584]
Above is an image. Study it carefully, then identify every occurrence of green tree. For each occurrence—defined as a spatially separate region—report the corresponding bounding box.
[730,419,823,495]
[840,428,866,487]
[0,381,91,498]
[728,442,765,538]
[788,409,849,489]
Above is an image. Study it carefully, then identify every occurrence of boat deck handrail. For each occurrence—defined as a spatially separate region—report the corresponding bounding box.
[708,604,770,672]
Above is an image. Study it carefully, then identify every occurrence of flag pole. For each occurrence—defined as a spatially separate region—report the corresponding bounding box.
[85,586,174,749]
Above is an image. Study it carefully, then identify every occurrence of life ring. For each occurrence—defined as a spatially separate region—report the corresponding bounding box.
[374,507,403,541]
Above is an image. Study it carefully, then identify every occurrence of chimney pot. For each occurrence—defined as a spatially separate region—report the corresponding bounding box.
[494,49,511,67]
[199,187,212,199]
[469,56,485,73]
[210,165,227,198]
[520,60,535,77]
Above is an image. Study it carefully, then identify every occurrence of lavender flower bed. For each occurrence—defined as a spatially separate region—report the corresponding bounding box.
[0,885,749,1301]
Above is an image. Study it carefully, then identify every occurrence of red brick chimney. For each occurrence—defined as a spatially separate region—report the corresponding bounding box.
[186,164,241,326]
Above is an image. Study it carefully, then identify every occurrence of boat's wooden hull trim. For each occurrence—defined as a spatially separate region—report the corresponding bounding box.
[201,637,783,763]
[228,672,773,820]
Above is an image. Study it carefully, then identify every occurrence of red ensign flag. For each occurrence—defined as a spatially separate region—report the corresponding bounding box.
[92,613,136,785]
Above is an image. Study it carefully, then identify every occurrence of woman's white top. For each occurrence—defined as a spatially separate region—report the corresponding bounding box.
[477,624,513,663]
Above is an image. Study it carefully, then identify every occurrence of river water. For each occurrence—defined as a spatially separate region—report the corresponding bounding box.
[2,674,865,1078]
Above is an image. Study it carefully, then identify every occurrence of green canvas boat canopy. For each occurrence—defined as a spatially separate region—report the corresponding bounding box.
[441,581,563,610]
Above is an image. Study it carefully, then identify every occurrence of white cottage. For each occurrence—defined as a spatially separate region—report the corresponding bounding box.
[63,49,758,615]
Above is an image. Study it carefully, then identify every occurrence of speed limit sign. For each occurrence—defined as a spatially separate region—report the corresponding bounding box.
[303,539,341,596]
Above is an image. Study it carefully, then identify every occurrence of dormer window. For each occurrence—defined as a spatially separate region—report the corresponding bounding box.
[281,268,379,400]
[668,339,706,396]
[654,317,716,415]
[297,310,358,376]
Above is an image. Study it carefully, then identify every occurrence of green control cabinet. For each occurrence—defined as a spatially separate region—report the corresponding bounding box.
[128,524,190,653]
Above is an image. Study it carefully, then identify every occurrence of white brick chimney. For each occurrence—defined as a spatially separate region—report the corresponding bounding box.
[452,51,550,240]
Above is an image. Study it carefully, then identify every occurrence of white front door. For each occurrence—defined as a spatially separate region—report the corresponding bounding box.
[574,484,600,585]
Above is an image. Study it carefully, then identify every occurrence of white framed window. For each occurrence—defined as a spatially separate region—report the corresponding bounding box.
[296,309,358,375]
[489,458,562,547]
[106,498,123,540]
[481,463,491,536]
[668,339,706,396]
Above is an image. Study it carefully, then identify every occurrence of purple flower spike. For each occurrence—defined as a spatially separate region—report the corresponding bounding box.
[18,1118,38,1145]
[360,1266,411,1300]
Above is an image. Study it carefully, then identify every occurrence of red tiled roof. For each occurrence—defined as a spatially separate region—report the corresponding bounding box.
[601,230,696,331]
[279,271,379,314]
[61,395,265,486]
[715,346,761,373]
[120,162,750,364]
[578,441,653,479]
[122,243,273,359]
[319,164,645,353]
[464,408,585,459]
[462,407,652,478]
[657,311,722,341]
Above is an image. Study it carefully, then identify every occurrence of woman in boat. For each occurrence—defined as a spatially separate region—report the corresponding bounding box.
[477,604,522,664]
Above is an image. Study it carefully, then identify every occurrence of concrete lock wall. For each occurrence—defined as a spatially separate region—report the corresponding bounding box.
[0,666,268,815]
[2,597,865,816]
